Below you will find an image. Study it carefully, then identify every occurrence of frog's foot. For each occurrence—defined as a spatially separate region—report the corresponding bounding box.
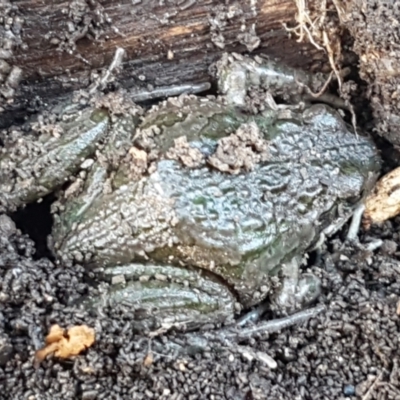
[214,52,333,109]
[264,91,306,113]
[131,306,325,367]
[218,304,325,341]
[237,258,321,326]
[236,273,320,325]
[270,257,321,314]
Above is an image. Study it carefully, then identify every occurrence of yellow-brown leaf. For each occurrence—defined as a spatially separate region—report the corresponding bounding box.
[34,324,95,366]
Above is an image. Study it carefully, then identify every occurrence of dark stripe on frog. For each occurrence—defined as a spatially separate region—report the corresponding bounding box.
[93,263,236,332]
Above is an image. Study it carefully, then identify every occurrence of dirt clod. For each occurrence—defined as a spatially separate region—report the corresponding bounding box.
[165,136,205,168]
[208,122,269,174]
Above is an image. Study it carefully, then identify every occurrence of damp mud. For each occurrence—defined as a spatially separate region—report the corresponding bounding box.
[344,1,400,150]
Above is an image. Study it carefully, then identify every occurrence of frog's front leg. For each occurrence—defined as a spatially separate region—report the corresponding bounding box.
[50,114,140,259]
[271,257,321,313]
[0,108,110,213]
[214,53,327,108]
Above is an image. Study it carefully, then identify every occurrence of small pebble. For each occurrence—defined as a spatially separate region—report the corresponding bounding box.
[111,274,126,285]
[380,239,397,255]
[343,384,355,397]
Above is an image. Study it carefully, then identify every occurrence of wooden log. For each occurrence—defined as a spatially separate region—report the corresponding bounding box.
[0,0,328,127]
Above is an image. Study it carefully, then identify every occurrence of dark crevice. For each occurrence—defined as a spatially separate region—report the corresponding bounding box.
[10,193,56,260]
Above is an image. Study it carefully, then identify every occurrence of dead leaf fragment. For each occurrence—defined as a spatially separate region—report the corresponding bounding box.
[143,352,154,367]
[34,324,95,366]
[364,166,400,226]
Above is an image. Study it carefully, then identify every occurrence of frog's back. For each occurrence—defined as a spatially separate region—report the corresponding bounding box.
[148,105,380,304]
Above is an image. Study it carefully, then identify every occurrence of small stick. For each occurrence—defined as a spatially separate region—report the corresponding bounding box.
[332,0,347,24]
[362,371,383,400]
[130,82,211,103]
[322,30,342,90]
[89,47,125,94]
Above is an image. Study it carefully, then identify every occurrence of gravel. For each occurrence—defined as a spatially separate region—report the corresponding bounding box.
[1,211,400,400]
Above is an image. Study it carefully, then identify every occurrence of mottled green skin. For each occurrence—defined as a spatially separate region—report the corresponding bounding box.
[52,97,380,331]
[0,55,382,332]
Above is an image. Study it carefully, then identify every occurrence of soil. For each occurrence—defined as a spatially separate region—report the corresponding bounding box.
[344,1,400,149]
[165,136,205,169]
[1,206,400,400]
[207,122,269,174]
[2,1,400,399]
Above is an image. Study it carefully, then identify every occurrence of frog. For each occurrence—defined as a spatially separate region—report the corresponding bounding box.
[0,53,381,334]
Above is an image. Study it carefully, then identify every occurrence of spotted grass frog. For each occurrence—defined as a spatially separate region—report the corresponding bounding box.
[0,54,381,333]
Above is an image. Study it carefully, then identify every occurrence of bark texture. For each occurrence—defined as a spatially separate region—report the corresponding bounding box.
[0,0,327,127]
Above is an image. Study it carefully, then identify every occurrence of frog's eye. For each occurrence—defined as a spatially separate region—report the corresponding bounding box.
[346,196,360,205]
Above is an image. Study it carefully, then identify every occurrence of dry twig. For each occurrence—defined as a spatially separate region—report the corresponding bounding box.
[284,1,360,133]
[361,372,384,400]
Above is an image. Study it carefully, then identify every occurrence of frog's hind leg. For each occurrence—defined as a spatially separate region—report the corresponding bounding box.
[0,108,110,213]
[51,113,142,259]
[80,263,237,334]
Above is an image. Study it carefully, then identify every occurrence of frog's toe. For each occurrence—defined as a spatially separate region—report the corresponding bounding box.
[272,281,297,311]
[270,258,300,311]
[363,239,383,252]
[272,272,321,313]
[215,53,247,107]
[294,273,321,305]
[270,256,321,312]
[236,300,270,327]
[346,203,365,242]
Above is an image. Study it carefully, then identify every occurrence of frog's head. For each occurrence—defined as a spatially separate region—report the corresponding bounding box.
[303,103,382,177]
